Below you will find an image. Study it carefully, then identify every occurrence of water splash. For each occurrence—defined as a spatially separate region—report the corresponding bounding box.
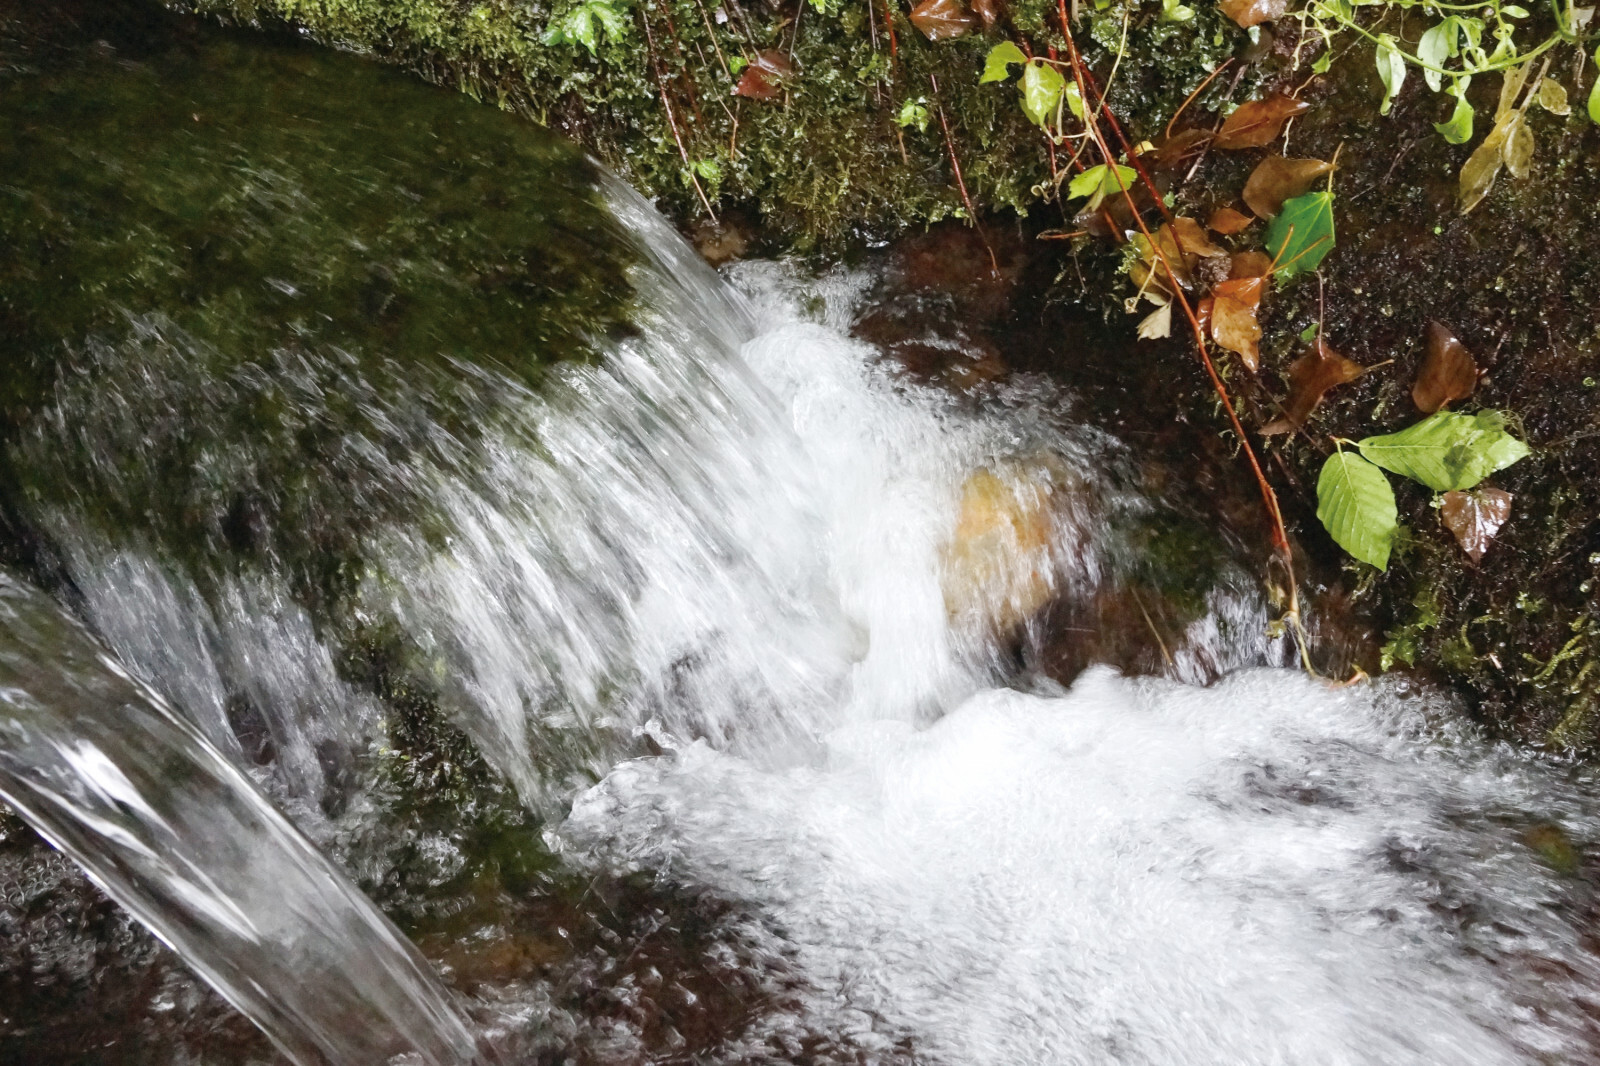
[0,574,480,1066]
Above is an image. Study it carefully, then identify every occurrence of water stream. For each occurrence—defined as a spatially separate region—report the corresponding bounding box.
[5,4,1600,1065]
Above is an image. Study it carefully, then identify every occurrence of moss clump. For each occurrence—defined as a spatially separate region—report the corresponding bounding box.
[166,0,1246,244]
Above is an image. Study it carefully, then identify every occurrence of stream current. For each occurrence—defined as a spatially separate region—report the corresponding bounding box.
[4,5,1600,1064]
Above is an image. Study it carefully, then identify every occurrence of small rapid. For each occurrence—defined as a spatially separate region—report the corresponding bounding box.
[5,7,1600,1064]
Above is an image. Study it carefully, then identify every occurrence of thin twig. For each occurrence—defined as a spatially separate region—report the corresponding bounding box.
[641,9,718,220]
[1165,58,1234,138]
[930,73,1000,277]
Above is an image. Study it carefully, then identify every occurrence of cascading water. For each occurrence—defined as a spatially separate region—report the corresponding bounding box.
[5,4,1600,1065]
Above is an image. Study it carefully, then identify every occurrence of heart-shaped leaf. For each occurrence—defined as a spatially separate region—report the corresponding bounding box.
[1440,486,1511,561]
[1263,190,1335,277]
[1317,450,1398,570]
[733,50,794,100]
[1358,409,1530,491]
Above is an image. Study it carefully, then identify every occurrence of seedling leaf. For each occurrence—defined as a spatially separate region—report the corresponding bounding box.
[1021,61,1066,127]
[1376,34,1406,115]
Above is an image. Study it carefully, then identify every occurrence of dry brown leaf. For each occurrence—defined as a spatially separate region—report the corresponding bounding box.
[1412,320,1478,413]
[1210,275,1265,370]
[1219,0,1287,28]
[909,0,978,39]
[1214,94,1311,150]
[1229,249,1274,279]
[1242,156,1333,219]
[971,0,1004,29]
[1170,216,1227,263]
[1143,128,1212,172]
[1208,206,1254,234]
[1537,77,1571,115]
[1503,114,1534,178]
[1261,336,1365,434]
[1137,301,1174,340]
[1459,117,1512,212]
[733,50,794,100]
[1440,486,1512,561]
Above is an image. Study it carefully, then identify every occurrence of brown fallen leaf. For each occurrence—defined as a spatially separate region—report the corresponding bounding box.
[1214,94,1312,150]
[1210,275,1265,370]
[1242,156,1333,219]
[1440,486,1512,561]
[1169,216,1227,265]
[1261,336,1365,434]
[1219,0,1287,28]
[1412,320,1478,413]
[971,0,1004,29]
[1195,295,1214,337]
[1208,206,1254,234]
[909,0,978,39]
[1460,63,1535,211]
[1229,249,1274,279]
[733,50,795,100]
[1143,128,1212,172]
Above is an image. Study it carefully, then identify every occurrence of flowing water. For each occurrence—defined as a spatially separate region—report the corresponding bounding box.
[5,4,1600,1064]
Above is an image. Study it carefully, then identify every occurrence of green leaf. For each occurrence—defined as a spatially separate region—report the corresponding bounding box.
[1162,0,1195,21]
[1317,451,1398,570]
[896,98,931,132]
[1590,48,1600,125]
[1065,81,1085,121]
[980,42,1028,84]
[1066,163,1137,206]
[1418,19,1457,93]
[729,55,748,75]
[1021,60,1066,127]
[1501,4,1529,16]
[1434,83,1475,144]
[1263,190,1335,277]
[1376,33,1406,115]
[543,0,629,53]
[1357,409,1531,491]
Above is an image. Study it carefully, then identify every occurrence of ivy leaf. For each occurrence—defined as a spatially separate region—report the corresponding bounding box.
[1263,190,1335,277]
[980,41,1028,84]
[1021,60,1066,127]
[1067,163,1138,209]
[1357,409,1530,491]
[1317,451,1398,570]
[1376,33,1407,115]
[1440,486,1512,561]
[1435,83,1476,144]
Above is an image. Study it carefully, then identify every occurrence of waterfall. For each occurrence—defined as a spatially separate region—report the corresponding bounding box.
[0,573,480,1066]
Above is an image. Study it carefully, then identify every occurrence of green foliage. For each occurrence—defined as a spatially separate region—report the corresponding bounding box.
[1375,33,1406,115]
[1317,450,1398,570]
[1358,410,1530,492]
[1434,82,1475,144]
[1068,163,1138,210]
[897,97,932,133]
[541,0,631,53]
[1020,60,1067,128]
[1301,0,1598,149]
[1591,46,1600,123]
[980,41,1027,84]
[1264,191,1335,277]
